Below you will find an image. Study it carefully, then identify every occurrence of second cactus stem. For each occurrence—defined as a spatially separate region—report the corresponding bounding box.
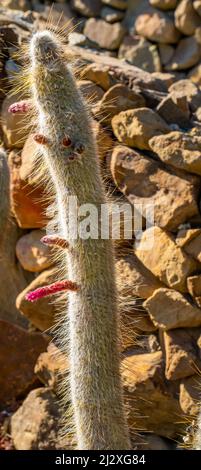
[25,31,130,450]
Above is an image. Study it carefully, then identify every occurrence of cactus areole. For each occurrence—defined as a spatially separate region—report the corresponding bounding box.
[27,31,130,450]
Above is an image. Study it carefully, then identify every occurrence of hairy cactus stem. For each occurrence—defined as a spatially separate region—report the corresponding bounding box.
[29,31,130,450]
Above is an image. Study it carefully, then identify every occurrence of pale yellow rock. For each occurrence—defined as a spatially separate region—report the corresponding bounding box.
[112,108,169,150]
[149,132,201,176]
[144,288,201,329]
[135,226,197,292]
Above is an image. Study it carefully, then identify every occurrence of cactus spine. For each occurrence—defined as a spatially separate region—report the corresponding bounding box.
[27,31,130,450]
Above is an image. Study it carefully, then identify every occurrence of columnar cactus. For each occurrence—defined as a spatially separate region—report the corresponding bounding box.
[193,411,201,450]
[15,31,130,450]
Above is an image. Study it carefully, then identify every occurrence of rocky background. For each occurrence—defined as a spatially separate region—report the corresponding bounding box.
[0,0,201,450]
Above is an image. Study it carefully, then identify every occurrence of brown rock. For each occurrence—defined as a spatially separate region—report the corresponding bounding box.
[116,254,164,299]
[175,0,201,36]
[95,84,145,123]
[188,64,201,87]
[1,94,30,149]
[135,227,197,292]
[176,228,201,262]
[16,230,53,273]
[149,0,178,9]
[1,0,30,10]
[194,0,201,16]
[34,343,68,392]
[111,146,199,231]
[163,329,199,380]
[92,119,114,160]
[80,63,116,90]
[151,71,175,87]
[101,6,125,22]
[11,388,72,450]
[180,375,201,415]
[0,320,48,406]
[135,9,180,44]
[144,288,201,329]
[118,35,161,72]
[102,0,128,9]
[169,79,201,112]
[84,18,126,50]
[0,150,10,245]
[158,44,174,66]
[78,80,104,103]
[122,351,184,438]
[187,275,201,297]
[0,218,28,328]
[71,0,102,17]
[156,97,191,128]
[149,132,201,175]
[16,267,59,332]
[8,150,48,229]
[112,108,169,150]
[166,36,201,71]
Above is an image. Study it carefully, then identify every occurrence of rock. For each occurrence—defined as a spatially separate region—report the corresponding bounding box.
[0,320,48,406]
[0,218,29,328]
[1,94,30,149]
[11,388,72,450]
[156,97,191,128]
[94,84,145,123]
[1,0,30,10]
[137,433,173,450]
[176,228,201,262]
[174,0,201,36]
[188,64,201,87]
[194,0,201,16]
[101,6,125,22]
[81,62,115,90]
[8,150,48,229]
[102,0,128,9]
[158,44,174,66]
[180,375,201,415]
[84,18,126,50]
[0,150,10,245]
[122,351,184,438]
[92,119,114,160]
[149,0,178,9]
[112,108,169,150]
[34,343,68,392]
[16,268,59,331]
[116,254,164,299]
[118,35,161,72]
[76,47,169,91]
[135,9,180,44]
[149,132,201,175]
[71,0,102,17]
[169,80,201,112]
[144,288,201,329]
[16,230,53,273]
[187,275,201,297]
[166,36,201,71]
[110,145,199,230]
[151,71,175,87]
[77,80,104,103]
[135,227,197,292]
[163,329,199,380]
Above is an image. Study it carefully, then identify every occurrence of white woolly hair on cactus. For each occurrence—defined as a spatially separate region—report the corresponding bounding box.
[10,29,131,450]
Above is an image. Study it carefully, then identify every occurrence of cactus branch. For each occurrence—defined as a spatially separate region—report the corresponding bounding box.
[29,30,130,450]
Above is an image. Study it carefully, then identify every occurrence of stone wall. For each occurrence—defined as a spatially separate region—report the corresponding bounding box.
[0,0,201,450]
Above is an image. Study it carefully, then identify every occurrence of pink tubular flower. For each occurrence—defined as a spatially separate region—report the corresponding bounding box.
[26,280,79,302]
[41,235,69,249]
[8,100,32,114]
